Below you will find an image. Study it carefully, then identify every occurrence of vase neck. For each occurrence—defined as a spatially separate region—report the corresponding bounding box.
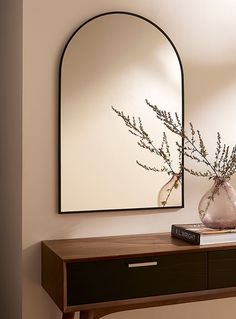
[213,177,229,186]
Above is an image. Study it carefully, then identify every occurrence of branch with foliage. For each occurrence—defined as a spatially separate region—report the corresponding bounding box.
[145,99,236,180]
[112,100,236,211]
[111,106,182,176]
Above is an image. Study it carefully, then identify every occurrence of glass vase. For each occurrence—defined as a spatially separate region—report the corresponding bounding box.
[158,173,181,207]
[198,178,236,229]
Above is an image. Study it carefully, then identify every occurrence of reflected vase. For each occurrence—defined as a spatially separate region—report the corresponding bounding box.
[198,178,236,229]
[158,173,181,207]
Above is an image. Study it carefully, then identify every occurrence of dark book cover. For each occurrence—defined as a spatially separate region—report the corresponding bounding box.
[171,224,201,245]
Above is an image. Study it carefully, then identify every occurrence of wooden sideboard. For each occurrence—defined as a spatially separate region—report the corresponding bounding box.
[41,233,236,319]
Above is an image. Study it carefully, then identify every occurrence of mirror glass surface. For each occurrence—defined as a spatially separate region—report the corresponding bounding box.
[60,12,184,213]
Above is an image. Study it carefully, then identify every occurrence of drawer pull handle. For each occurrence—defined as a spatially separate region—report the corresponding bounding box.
[128,261,158,268]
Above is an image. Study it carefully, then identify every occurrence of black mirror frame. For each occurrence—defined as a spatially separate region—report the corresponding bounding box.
[58,11,184,214]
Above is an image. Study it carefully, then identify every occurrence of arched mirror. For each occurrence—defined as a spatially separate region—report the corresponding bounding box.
[59,12,184,213]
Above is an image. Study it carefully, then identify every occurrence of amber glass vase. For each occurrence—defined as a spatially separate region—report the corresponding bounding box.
[198,177,236,229]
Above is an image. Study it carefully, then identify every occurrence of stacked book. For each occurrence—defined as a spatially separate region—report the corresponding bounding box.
[171,223,236,245]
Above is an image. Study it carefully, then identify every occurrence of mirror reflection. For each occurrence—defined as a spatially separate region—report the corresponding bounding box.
[60,12,184,213]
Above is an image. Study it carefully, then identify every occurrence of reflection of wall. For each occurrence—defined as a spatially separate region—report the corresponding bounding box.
[20,1,236,319]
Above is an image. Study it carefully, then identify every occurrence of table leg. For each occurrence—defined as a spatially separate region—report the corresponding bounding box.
[80,310,95,319]
[62,313,75,319]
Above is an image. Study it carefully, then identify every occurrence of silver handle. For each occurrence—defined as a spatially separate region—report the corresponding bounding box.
[128,261,158,268]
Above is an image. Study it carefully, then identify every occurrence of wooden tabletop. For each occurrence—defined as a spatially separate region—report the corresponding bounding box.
[42,232,236,262]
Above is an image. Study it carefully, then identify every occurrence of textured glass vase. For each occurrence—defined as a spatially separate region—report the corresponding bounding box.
[158,173,181,207]
[198,178,236,229]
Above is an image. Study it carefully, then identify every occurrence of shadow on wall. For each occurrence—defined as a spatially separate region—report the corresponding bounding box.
[184,62,236,112]
[23,243,62,319]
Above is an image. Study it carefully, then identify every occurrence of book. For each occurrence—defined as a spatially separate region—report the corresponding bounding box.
[171,223,236,245]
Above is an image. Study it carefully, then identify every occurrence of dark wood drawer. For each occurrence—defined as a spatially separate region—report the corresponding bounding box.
[67,252,207,306]
[208,250,236,289]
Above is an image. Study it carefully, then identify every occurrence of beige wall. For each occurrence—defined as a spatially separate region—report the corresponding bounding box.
[23,1,236,319]
[0,1,22,318]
